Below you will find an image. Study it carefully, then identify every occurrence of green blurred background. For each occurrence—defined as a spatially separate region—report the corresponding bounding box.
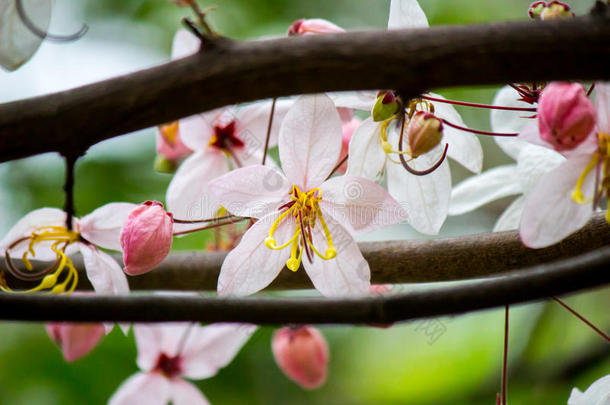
[0,0,608,404]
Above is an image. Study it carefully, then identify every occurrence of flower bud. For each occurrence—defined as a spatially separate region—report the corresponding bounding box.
[154,155,177,174]
[46,322,105,362]
[288,19,344,36]
[272,326,329,389]
[538,82,596,151]
[529,1,574,20]
[120,201,174,275]
[407,112,444,158]
[156,121,192,161]
[372,91,399,122]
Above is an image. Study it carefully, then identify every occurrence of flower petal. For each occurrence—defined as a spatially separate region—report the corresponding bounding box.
[493,196,525,232]
[181,323,257,379]
[449,165,522,215]
[328,91,376,111]
[208,165,289,219]
[108,372,170,405]
[386,150,451,235]
[387,0,429,29]
[79,203,137,251]
[217,211,294,296]
[235,99,293,149]
[430,93,483,173]
[171,29,200,60]
[518,119,550,148]
[345,118,386,182]
[170,379,210,405]
[134,324,165,372]
[490,86,534,160]
[319,175,407,235]
[520,155,595,248]
[302,216,370,297]
[179,114,217,152]
[595,82,610,134]
[166,150,228,222]
[79,244,129,296]
[0,0,51,71]
[567,374,610,405]
[279,94,343,190]
[516,144,564,195]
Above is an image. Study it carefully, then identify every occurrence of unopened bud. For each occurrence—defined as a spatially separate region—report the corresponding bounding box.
[407,112,444,158]
[46,322,105,362]
[272,326,329,389]
[120,201,174,275]
[538,82,596,151]
[529,1,574,20]
[288,19,344,36]
[154,155,177,173]
[372,91,399,122]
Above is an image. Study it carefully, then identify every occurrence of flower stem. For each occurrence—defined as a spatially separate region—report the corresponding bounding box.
[420,94,537,112]
[552,296,610,342]
[172,217,248,236]
[501,305,509,405]
[262,97,277,165]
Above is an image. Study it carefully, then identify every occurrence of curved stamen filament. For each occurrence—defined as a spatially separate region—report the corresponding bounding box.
[572,154,599,204]
[420,94,537,112]
[16,0,88,42]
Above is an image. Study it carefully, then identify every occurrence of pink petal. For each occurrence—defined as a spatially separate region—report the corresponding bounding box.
[235,99,293,149]
[388,0,429,29]
[518,119,551,149]
[302,216,370,297]
[208,165,289,219]
[108,372,170,405]
[79,244,129,296]
[318,175,407,235]
[166,150,228,223]
[181,323,257,379]
[345,118,386,182]
[178,114,216,152]
[46,322,105,362]
[170,379,210,405]
[79,203,137,251]
[134,325,166,372]
[279,94,343,190]
[329,91,377,111]
[217,211,295,296]
[171,29,200,60]
[520,155,595,248]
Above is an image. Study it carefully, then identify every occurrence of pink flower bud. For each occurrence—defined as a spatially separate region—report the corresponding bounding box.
[156,121,192,161]
[538,82,596,151]
[46,322,105,362]
[336,116,361,174]
[528,1,574,20]
[407,112,444,158]
[272,326,329,389]
[288,19,344,36]
[120,201,174,275]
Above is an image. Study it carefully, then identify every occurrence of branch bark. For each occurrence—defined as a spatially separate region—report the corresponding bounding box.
[1,243,609,324]
[0,13,609,162]
[3,213,609,291]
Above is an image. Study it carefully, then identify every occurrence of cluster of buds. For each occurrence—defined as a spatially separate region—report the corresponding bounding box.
[537,82,596,151]
[407,111,444,158]
[528,1,575,20]
[120,201,174,276]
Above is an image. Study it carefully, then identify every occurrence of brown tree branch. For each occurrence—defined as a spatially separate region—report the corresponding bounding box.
[0,242,609,324]
[0,13,609,163]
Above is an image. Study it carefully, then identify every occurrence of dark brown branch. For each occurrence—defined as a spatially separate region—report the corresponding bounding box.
[0,242,609,324]
[1,14,609,162]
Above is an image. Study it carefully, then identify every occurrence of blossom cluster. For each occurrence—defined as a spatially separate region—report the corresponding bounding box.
[1,0,609,404]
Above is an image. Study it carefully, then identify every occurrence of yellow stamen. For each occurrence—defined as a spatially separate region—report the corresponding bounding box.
[571,154,599,204]
[159,122,179,145]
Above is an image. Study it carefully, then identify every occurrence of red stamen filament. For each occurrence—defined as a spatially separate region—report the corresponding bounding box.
[441,119,518,137]
[552,296,610,342]
[420,94,537,112]
[172,217,248,236]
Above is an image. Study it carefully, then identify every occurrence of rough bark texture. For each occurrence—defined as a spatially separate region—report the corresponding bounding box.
[0,13,609,162]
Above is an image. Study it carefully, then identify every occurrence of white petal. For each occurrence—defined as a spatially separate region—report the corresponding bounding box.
[0,0,51,71]
[79,203,137,251]
[217,211,294,296]
[429,93,483,173]
[279,94,343,190]
[235,99,293,149]
[328,91,376,111]
[166,150,228,222]
[520,156,595,248]
[386,151,451,235]
[518,119,550,149]
[568,375,610,405]
[170,379,210,405]
[302,216,370,297]
[493,196,525,232]
[516,144,565,195]
[178,114,216,152]
[490,86,535,159]
[345,118,386,182]
[208,165,289,219]
[449,165,522,215]
[181,323,257,379]
[79,244,129,296]
[134,324,165,372]
[595,82,610,134]
[108,373,170,405]
[319,175,407,235]
[171,29,200,60]
[388,0,429,29]
[0,207,68,261]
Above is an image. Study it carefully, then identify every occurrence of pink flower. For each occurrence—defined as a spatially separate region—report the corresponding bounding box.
[109,323,256,405]
[519,83,610,248]
[288,19,344,36]
[537,82,597,151]
[46,322,105,362]
[208,94,407,297]
[156,121,192,161]
[121,201,174,276]
[272,326,329,389]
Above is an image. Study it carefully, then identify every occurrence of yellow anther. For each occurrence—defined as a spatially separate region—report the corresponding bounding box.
[264,237,276,249]
[286,258,300,271]
[325,247,337,259]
